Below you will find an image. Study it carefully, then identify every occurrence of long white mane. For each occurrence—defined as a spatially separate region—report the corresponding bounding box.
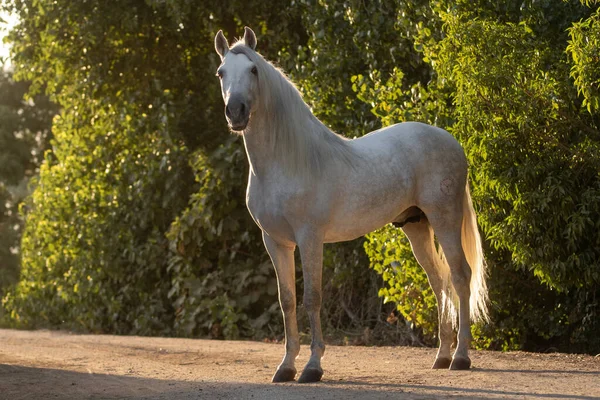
[229,42,357,178]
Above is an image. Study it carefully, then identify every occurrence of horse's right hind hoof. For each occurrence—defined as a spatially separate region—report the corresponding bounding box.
[272,367,297,382]
[432,357,452,369]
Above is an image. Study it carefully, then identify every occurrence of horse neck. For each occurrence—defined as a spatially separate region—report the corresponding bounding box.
[241,73,352,181]
[241,116,272,178]
[242,94,315,179]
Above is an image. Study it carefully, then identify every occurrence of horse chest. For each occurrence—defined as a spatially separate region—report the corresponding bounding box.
[246,180,298,242]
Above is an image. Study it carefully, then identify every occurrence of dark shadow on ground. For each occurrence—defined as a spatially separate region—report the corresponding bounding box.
[1,363,598,400]
[473,367,600,376]
[327,380,599,400]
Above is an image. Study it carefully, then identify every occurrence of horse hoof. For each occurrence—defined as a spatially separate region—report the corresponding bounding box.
[297,368,323,383]
[272,367,296,383]
[432,357,452,369]
[450,357,471,370]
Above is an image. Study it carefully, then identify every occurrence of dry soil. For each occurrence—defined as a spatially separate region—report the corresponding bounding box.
[1,329,599,399]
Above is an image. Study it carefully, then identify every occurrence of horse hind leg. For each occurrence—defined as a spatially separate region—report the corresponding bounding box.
[428,212,473,370]
[401,216,454,369]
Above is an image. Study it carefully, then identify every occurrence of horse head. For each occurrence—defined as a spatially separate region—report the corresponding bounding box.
[214,27,259,132]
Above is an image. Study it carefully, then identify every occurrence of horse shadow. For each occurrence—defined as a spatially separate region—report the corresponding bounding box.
[1,363,598,399]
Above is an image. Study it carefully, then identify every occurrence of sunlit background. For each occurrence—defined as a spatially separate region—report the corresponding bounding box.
[0,10,17,68]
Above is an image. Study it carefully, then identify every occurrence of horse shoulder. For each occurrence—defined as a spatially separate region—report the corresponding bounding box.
[246,173,318,244]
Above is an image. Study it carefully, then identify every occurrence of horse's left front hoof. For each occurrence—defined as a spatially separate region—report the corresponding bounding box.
[298,368,323,383]
[432,357,452,369]
[450,357,471,370]
[272,367,297,383]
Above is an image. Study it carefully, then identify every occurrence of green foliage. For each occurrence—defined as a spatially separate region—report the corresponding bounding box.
[471,251,593,352]
[5,97,192,334]
[166,137,280,339]
[2,0,230,332]
[294,0,434,136]
[438,13,600,288]
[363,226,437,342]
[0,70,56,311]
[440,5,600,351]
[568,7,600,113]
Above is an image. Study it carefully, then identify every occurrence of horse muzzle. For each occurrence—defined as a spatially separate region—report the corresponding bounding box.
[229,120,248,131]
[225,96,250,131]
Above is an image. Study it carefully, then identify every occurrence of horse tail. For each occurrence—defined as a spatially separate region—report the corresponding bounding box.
[461,182,489,322]
[433,180,489,325]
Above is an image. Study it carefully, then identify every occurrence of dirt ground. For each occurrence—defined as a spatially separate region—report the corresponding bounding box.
[1,329,599,399]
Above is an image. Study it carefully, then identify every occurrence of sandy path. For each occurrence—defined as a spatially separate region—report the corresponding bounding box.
[0,329,599,399]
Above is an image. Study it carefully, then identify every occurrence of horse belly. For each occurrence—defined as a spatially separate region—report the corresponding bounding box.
[323,205,407,242]
[323,177,412,243]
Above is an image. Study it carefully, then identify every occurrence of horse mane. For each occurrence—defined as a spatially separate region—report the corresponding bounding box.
[229,42,357,178]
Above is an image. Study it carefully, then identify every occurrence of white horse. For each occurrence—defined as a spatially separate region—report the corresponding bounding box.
[214,27,488,383]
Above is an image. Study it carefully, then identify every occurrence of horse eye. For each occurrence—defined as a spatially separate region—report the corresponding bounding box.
[216,70,224,78]
[251,66,258,75]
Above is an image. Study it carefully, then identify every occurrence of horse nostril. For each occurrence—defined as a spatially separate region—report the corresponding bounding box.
[240,103,246,115]
[225,105,232,118]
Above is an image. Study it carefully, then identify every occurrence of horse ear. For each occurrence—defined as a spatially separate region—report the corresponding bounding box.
[243,26,257,50]
[215,30,229,59]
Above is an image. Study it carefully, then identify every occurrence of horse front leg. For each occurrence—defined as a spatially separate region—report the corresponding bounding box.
[297,232,325,383]
[263,232,300,382]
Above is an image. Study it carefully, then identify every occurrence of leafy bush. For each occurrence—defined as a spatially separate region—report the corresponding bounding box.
[0,70,56,316]
[2,0,600,355]
[166,137,280,338]
[435,1,600,352]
